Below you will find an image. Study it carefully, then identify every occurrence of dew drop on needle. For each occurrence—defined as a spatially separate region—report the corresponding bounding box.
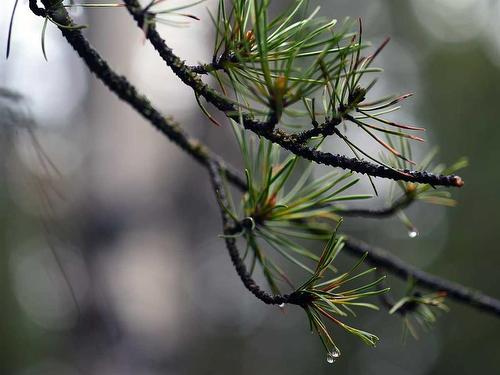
[408,229,419,238]
[326,349,340,364]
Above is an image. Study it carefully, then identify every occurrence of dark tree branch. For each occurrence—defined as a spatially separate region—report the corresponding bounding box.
[207,160,307,307]
[122,0,464,188]
[337,194,414,218]
[187,62,224,75]
[29,1,500,319]
[29,0,46,17]
[208,160,285,305]
[187,64,214,74]
[261,130,464,187]
[344,238,500,317]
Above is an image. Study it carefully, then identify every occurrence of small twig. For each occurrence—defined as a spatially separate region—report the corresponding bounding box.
[337,194,414,218]
[292,118,341,144]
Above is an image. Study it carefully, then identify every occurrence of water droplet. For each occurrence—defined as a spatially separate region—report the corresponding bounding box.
[326,349,340,364]
[408,229,419,238]
[278,303,285,308]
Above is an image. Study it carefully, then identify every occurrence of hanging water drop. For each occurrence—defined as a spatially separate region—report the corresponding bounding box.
[331,348,340,358]
[408,229,419,238]
[326,349,340,364]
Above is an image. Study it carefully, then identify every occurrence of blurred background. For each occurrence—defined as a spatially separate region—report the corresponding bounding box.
[1,0,500,374]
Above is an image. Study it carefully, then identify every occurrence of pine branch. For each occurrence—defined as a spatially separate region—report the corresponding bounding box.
[28,0,500,320]
[213,156,500,319]
[122,0,464,188]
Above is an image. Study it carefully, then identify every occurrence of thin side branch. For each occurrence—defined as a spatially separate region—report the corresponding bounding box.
[337,194,414,218]
[207,160,306,306]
